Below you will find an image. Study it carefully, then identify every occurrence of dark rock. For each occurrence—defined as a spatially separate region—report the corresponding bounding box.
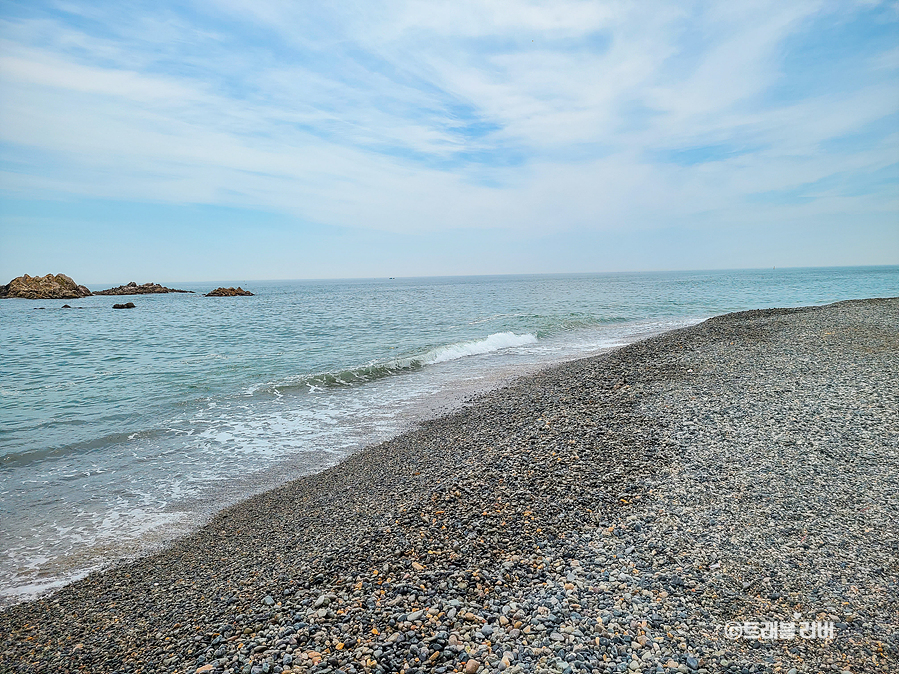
[205,286,254,297]
[0,274,91,299]
[94,281,193,295]
[112,302,136,309]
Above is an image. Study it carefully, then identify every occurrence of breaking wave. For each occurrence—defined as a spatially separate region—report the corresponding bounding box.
[248,332,538,396]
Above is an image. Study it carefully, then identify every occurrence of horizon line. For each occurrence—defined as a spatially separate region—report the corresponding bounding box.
[5,263,897,289]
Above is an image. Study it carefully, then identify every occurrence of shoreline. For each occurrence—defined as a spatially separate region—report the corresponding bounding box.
[0,317,698,609]
[1,298,896,673]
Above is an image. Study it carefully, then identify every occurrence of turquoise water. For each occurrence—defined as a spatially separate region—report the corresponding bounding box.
[1,267,897,603]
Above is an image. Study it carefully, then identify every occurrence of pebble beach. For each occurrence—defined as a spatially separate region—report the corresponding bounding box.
[1,297,897,674]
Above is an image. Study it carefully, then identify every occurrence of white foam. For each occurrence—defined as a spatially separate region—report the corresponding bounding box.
[424,332,538,364]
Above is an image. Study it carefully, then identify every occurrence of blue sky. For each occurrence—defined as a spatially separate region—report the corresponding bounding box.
[0,0,897,283]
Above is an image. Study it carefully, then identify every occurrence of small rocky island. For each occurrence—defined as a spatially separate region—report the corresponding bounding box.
[205,286,254,296]
[0,274,92,299]
[94,281,192,295]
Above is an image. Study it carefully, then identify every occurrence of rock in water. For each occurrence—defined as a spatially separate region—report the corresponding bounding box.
[205,286,254,297]
[94,281,193,295]
[112,302,136,309]
[0,274,92,299]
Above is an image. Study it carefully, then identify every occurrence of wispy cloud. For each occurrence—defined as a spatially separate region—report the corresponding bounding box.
[0,0,896,271]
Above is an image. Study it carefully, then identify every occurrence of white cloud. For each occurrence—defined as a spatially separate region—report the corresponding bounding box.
[0,0,896,241]
[0,50,197,102]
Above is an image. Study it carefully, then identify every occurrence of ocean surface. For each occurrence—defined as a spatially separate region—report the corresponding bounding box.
[1,267,897,605]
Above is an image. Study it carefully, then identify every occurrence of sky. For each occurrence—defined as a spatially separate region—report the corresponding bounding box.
[0,0,897,284]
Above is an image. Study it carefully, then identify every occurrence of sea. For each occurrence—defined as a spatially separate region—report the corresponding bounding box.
[1,267,897,606]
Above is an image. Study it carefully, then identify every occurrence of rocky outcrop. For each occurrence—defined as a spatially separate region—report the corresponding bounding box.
[0,274,92,299]
[94,281,192,295]
[112,302,136,309]
[205,286,254,297]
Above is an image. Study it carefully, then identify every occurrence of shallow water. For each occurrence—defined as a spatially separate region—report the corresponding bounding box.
[1,267,897,604]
